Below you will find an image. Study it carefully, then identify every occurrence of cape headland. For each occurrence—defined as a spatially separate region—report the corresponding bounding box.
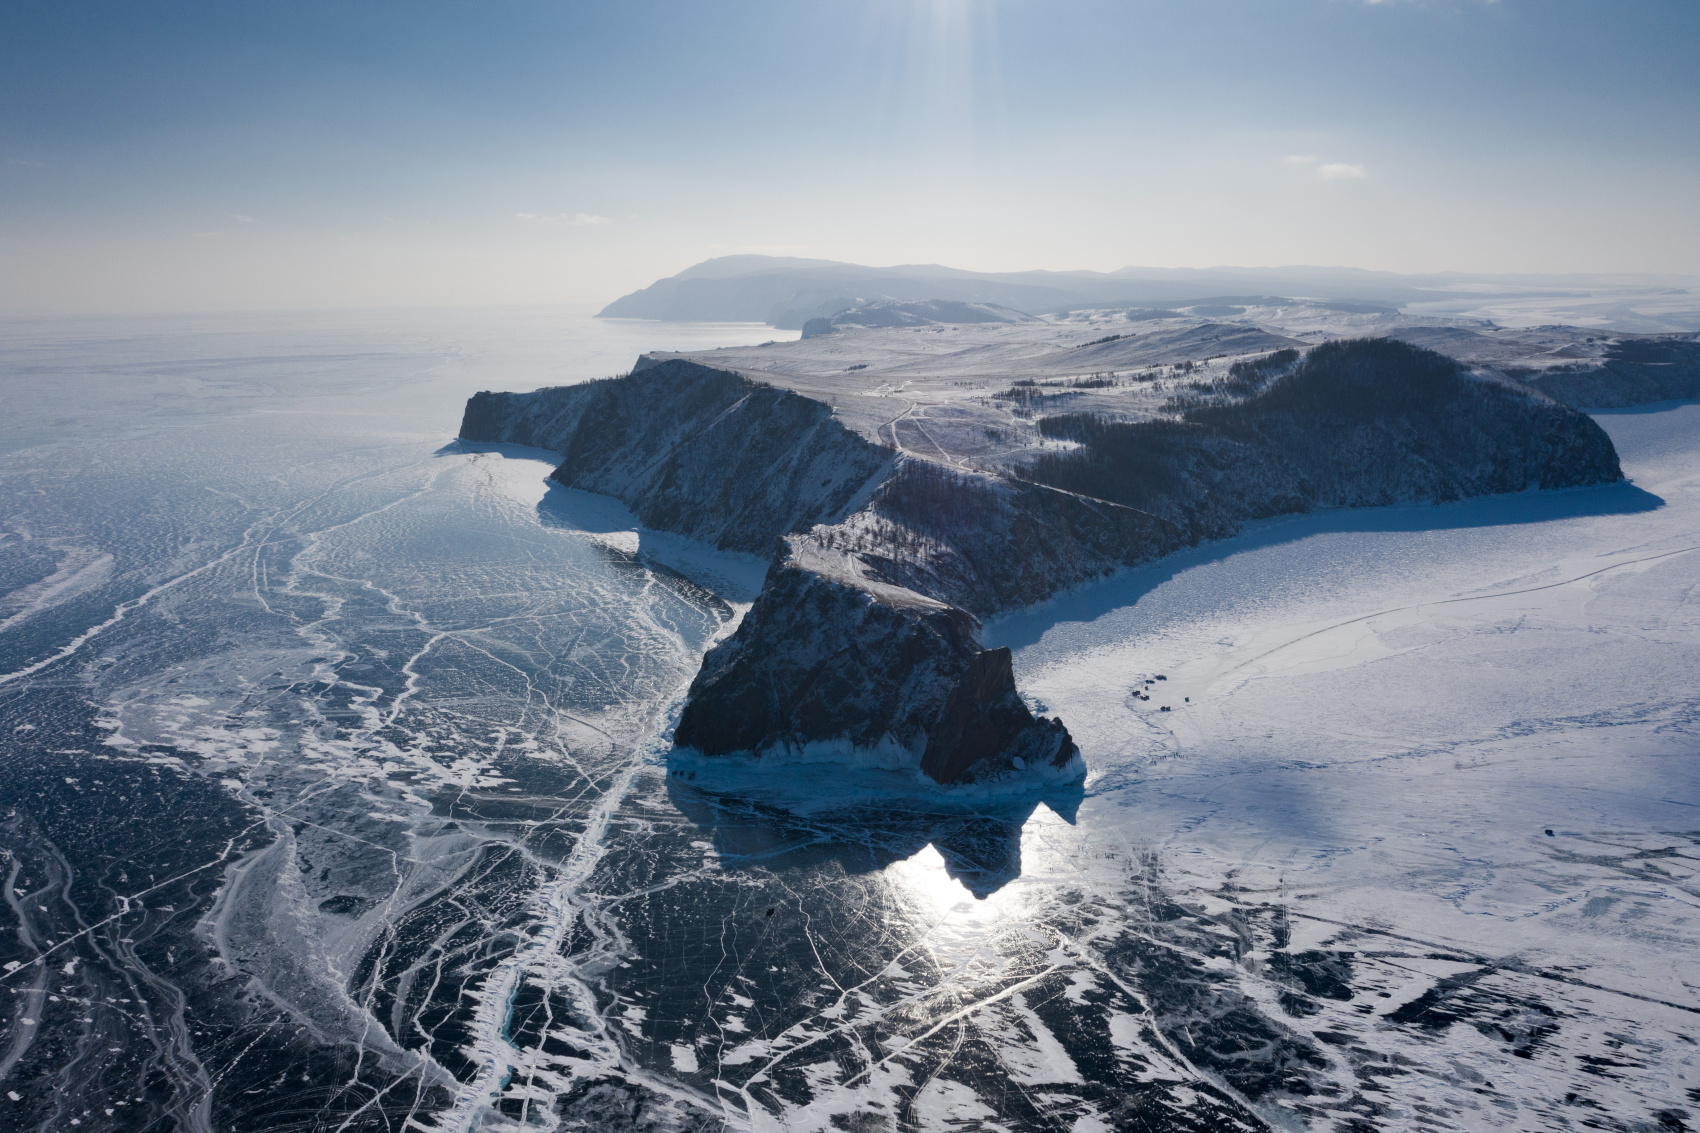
[460,317,1627,786]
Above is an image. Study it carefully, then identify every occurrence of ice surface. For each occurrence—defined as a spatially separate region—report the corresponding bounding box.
[0,307,1693,1131]
[0,309,781,1130]
[986,400,1700,1128]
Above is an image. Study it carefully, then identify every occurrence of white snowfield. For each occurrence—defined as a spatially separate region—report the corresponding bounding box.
[650,314,1305,474]
[982,399,1700,1124]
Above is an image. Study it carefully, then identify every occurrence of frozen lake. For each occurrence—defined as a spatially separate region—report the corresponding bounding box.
[0,308,1694,1131]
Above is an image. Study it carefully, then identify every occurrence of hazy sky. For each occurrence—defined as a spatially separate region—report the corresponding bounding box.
[3,0,1697,313]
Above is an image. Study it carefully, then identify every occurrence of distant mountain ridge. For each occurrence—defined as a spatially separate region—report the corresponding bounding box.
[597,255,1689,327]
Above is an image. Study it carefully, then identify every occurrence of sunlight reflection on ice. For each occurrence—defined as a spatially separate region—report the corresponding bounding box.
[882,804,1079,962]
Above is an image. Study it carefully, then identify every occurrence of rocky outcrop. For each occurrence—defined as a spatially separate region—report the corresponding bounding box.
[1026,338,1623,542]
[460,338,1624,787]
[826,459,1184,617]
[461,361,891,554]
[671,553,1076,784]
[461,360,1091,784]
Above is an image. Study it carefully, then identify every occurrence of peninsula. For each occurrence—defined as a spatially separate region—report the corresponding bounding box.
[460,296,1654,784]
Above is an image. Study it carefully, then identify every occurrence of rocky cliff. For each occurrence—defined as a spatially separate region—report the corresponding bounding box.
[460,339,1623,786]
[460,361,891,554]
[461,360,1107,785]
[1027,338,1624,541]
[669,552,1075,784]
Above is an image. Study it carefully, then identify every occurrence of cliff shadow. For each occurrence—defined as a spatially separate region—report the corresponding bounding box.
[439,438,666,539]
[533,483,771,600]
[434,438,562,462]
[438,440,770,599]
[662,762,1084,900]
[987,479,1665,654]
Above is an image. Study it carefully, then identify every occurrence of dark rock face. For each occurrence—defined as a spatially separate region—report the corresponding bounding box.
[462,360,1091,785]
[856,460,1184,617]
[1025,338,1624,542]
[920,646,1074,784]
[460,361,891,554]
[672,558,1074,784]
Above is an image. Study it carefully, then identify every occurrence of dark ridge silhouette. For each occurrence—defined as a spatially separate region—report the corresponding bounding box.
[1026,338,1622,541]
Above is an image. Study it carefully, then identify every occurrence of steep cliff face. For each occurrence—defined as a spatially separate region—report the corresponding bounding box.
[459,339,1624,787]
[460,360,891,554]
[819,459,1185,617]
[671,551,1077,784]
[1025,338,1623,542]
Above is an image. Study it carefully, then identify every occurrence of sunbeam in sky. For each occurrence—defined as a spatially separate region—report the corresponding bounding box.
[2,1,1696,310]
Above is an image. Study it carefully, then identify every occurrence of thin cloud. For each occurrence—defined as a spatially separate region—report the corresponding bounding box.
[514,211,611,225]
[1282,154,1368,179]
[234,214,256,224]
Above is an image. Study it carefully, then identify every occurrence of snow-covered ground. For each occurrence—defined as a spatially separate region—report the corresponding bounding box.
[1403,287,1700,334]
[660,297,1692,479]
[982,400,1700,1126]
